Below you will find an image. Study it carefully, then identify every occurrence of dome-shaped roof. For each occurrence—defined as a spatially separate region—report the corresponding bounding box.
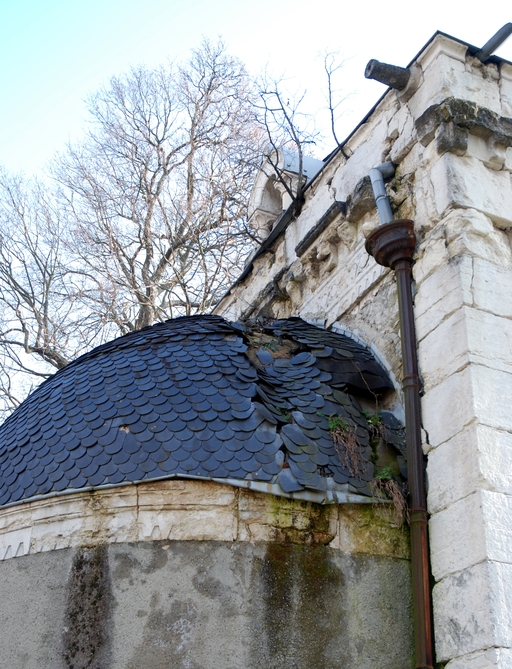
[0,316,405,508]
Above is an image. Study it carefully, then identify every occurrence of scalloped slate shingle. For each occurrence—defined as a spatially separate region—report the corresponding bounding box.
[0,315,405,507]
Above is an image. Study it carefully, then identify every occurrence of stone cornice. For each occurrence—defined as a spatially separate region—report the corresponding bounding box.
[415,97,512,153]
[295,201,346,257]
[0,479,408,561]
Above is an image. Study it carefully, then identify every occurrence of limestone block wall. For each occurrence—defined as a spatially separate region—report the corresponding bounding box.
[216,32,512,669]
[411,44,512,669]
[414,137,512,669]
[0,480,412,669]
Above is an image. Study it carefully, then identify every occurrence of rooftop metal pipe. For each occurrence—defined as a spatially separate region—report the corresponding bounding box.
[475,23,512,62]
[365,165,435,669]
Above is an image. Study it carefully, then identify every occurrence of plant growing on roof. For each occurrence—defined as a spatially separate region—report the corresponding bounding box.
[372,466,409,527]
[318,411,365,477]
[363,409,385,451]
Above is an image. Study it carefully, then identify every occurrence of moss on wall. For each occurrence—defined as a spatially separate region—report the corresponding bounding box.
[62,545,112,669]
[260,543,343,667]
[267,496,336,545]
[339,504,410,559]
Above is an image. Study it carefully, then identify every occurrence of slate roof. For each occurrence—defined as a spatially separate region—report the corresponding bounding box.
[0,315,405,508]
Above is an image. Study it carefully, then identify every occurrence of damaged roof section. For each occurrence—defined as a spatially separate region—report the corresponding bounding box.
[0,315,405,508]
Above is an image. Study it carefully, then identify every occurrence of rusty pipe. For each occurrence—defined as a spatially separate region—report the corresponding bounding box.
[365,220,434,669]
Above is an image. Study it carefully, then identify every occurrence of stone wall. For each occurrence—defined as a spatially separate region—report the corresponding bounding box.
[216,33,512,669]
[0,480,409,557]
[0,480,412,669]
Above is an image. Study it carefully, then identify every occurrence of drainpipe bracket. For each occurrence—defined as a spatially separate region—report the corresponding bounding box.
[364,219,416,268]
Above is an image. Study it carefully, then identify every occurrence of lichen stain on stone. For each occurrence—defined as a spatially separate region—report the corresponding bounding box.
[112,542,169,583]
[192,571,225,599]
[191,559,239,618]
[259,544,345,669]
[62,545,112,669]
[127,599,201,669]
[267,496,335,546]
[339,504,410,559]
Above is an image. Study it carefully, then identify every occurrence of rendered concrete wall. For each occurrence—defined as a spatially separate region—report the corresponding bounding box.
[215,33,512,669]
[0,481,412,669]
[0,542,412,669]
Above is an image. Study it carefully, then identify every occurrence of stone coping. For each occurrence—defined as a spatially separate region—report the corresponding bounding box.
[0,479,409,562]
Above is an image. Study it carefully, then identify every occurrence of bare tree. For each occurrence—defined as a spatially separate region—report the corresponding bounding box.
[321,50,350,155]
[251,54,348,223]
[0,169,103,413]
[0,40,265,415]
[0,41,351,417]
[54,39,264,333]
[252,73,321,218]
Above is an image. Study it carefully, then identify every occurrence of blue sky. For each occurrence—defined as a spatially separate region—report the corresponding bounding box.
[1,0,510,175]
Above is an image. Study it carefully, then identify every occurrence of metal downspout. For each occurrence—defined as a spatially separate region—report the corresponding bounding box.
[365,164,434,669]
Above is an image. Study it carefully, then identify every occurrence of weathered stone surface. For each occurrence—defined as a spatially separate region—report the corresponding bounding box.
[237,489,338,545]
[433,561,512,661]
[414,255,473,342]
[389,106,416,163]
[463,309,512,374]
[0,541,413,669]
[298,240,389,326]
[430,493,485,580]
[500,62,512,118]
[416,98,512,149]
[422,364,512,450]
[472,256,512,318]
[429,152,512,226]
[407,39,468,119]
[435,121,469,156]
[137,480,238,542]
[418,307,468,392]
[421,366,476,450]
[295,201,346,257]
[345,176,376,223]
[430,491,512,580]
[447,647,512,669]
[0,488,139,558]
[506,146,512,172]
[412,230,451,286]
[471,365,512,433]
[442,208,512,266]
[466,133,508,170]
[419,306,512,391]
[427,425,512,514]
[337,504,410,559]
